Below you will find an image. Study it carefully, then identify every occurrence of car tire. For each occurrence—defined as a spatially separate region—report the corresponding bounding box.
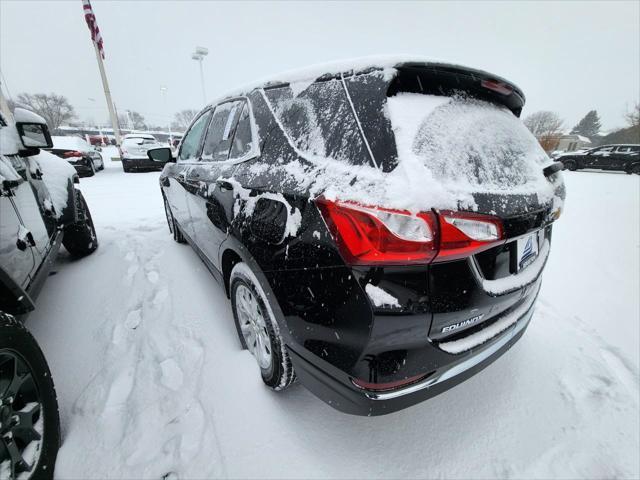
[163,197,186,244]
[98,155,104,171]
[230,262,295,391]
[0,312,60,480]
[631,164,640,175]
[87,161,96,177]
[62,190,98,257]
[563,160,577,171]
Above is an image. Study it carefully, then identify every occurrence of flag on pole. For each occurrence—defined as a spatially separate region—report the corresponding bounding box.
[83,0,105,59]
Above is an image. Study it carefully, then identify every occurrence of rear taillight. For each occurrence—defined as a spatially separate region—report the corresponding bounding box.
[436,211,504,261]
[316,199,438,265]
[481,79,513,95]
[316,199,504,265]
[63,150,84,158]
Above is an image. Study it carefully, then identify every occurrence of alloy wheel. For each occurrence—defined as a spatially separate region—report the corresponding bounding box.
[235,284,273,370]
[0,351,43,479]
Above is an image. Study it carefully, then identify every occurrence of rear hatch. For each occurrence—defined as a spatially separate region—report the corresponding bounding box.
[383,66,564,340]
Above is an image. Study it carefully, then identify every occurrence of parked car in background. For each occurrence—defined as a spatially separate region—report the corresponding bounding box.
[148,58,565,416]
[87,134,110,147]
[120,134,166,172]
[559,144,640,174]
[1,108,99,479]
[46,135,104,177]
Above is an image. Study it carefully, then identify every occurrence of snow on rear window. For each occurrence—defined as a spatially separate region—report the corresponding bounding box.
[387,93,550,195]
[51,136,90,151]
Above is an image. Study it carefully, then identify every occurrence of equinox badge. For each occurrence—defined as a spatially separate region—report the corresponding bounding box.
[442,314,485,333]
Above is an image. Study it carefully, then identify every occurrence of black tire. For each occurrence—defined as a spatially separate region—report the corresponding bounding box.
[97,155,104,171]
[86,161,95,177]
[631,164,640,175]
[230,262,295,391]
[0,313,60,480]
[164,197,186,243]
[563,160,577,171]
[62,189,98,257]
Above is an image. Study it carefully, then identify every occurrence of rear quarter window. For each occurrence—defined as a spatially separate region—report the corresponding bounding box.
[264,79,371,166]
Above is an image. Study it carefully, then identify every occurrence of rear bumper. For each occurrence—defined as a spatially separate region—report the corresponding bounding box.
[289,302,535,416]
[122,157,164,171]
[68,162,93,175]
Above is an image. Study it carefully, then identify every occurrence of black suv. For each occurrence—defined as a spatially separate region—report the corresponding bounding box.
[148,59,565,415]
[1,109,98,478]
[559,144,640,174]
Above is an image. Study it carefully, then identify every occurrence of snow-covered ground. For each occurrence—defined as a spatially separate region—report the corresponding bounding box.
[27,150,639,479]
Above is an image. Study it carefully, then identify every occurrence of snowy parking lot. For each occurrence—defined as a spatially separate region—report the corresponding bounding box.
[27,152,639,479]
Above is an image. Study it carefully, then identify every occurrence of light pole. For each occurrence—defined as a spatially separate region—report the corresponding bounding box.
[191,46,208,105]
[160,85,173,144]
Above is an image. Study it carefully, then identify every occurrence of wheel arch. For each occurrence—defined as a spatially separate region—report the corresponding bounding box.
[218,236,293,345]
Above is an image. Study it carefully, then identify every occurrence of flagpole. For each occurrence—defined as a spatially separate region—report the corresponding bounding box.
[92,42,122,147]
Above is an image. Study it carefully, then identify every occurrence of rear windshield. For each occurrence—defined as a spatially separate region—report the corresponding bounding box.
[51,136,88,151]
[264,79,372,166]
[386,93,549,191]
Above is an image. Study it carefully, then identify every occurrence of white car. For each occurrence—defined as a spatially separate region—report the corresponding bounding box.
[120,134,166,172]
[47,135,104,176]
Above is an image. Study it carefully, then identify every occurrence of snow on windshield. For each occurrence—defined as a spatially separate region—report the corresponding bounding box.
[387,93,551,196]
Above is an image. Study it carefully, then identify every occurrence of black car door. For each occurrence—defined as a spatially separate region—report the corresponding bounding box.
[615,145,638,170]
[185,99,249,271]
[590,146,615,169]
[164,110,212,240]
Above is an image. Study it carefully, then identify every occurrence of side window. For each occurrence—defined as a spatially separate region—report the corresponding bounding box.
[229,103,254,159]
[617,146,637,153]
[594,146,614,154]
[201,101,243,162]
[178,111,212,162]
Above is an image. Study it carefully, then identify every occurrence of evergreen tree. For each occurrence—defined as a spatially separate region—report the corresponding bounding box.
[570,110,601,138]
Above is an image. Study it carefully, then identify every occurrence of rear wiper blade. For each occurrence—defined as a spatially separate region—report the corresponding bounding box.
[543,162,564,178]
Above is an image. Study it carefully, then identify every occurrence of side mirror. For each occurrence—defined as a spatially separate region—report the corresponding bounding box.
[14,108,53,149]
[147,147,175,163]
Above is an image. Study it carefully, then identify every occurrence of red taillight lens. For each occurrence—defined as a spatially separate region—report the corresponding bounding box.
[481,79,513,95]
[436,210,504,261]
[316,199,438,265]
[316,199,504,265]
[63,150,84,158]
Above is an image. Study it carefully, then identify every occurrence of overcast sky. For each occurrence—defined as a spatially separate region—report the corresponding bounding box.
[1,1,638,131]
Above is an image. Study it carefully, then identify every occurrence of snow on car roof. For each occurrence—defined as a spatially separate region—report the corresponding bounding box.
[51,135,91,151]
[211,54,523,106]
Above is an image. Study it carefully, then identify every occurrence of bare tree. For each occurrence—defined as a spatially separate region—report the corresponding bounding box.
[625,102,639,127]
[14,93,76,130]
[523,111,564,151]
[117,110,147,130]
[172,109,198,131]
